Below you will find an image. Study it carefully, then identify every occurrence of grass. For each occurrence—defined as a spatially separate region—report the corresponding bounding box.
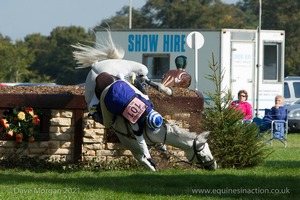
[0,134,299,200]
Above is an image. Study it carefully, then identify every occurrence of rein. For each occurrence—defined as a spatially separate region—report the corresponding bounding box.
[190,135,216,169]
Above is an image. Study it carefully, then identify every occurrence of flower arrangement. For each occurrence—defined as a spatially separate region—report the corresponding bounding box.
[0,107,41,143]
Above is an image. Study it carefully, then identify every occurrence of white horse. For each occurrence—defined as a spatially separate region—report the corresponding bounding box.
[72,31,149,105]
[72,30,217,171]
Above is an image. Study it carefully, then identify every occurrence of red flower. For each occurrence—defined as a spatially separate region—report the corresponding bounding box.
[0,118,9,129]
[1,106,42,142]
[32,115,40,125]
[25,107,34,116]
[7,130,14,137]
[16,133,23,143]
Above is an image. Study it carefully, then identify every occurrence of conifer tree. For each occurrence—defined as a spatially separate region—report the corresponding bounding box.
[202,53,271,168]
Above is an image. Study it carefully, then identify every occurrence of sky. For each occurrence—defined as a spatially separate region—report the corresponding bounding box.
[0,0,238,41]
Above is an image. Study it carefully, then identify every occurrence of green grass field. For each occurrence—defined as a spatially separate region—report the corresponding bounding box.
[0,134,299,200]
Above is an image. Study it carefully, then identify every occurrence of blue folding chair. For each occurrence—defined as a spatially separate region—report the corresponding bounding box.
[255,108,288,147]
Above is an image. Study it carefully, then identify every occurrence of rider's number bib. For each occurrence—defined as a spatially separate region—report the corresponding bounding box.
[122,97,148,124]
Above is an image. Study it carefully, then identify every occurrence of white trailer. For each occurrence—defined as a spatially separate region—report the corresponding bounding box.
[96,29,285,117]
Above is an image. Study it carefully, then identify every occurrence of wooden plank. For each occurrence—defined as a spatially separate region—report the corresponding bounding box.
[73,109,84,163]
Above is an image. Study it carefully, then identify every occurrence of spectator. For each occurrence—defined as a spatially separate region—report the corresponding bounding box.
[230,90,252,121]
[253,95,287,131]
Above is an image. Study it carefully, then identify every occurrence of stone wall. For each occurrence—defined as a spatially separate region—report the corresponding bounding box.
[0,92,203,164]
[0,109,76,162]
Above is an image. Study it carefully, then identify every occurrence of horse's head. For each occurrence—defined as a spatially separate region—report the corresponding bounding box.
[191,131,217,170]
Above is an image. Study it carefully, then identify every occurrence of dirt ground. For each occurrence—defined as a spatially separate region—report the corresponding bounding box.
[0,86,85,95]
[0,85,198,97]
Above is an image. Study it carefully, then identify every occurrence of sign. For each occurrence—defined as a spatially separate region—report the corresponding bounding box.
[186,32,204,50]
[186,32,205,90]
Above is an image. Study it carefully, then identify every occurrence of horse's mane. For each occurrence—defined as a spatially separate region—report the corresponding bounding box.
[71,29,125,68]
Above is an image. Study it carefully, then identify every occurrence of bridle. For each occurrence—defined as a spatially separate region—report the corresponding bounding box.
[189,135,216,169]
[110,117,216,169]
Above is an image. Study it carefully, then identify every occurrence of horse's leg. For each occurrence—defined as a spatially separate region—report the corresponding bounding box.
[115,133,156,171]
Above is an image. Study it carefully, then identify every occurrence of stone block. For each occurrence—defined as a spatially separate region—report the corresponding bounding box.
[84,150,96,156]
[60,126,74,133]
[61,141,72,148]
[61,110,73,118]
[51,118,72,126]
[106,143,126,150]
[96,149,118,156]
[83,137,103,143]
[49,133,71,141]
[40,141,60,148]
[50,148,71,155]
[95,123,105,129]
[83,129,102,138]
[83,156,106,162]
[83,143,102,150]
[122,149,133,156]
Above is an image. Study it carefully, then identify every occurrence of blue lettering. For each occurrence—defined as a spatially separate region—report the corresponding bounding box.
[135,35,141,52]
[127,34,158,52]
[181,35,186,52]
[128,35,134,52]
[163,34,186,52]
[174,35,180,52]
[163,35,169,52]
[149,35,158,52]
[142,35,148,51]
[170,35,174,52]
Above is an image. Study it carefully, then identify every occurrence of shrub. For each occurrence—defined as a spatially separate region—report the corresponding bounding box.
[202,53,272,169]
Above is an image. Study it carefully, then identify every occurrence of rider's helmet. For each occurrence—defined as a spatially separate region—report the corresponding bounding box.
[146,110,163,131]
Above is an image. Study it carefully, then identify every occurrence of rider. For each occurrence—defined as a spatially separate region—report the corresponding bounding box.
[88,72,163,169]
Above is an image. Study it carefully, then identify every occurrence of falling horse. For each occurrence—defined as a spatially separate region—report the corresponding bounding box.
[72,30,217,171]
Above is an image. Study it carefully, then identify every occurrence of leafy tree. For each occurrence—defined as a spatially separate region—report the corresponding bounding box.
[28,26,94,85]
[238,0,300,76]
[0,35,36,82]
[262,0,300,76]
[98,0,254,29]
[202,53,271,168]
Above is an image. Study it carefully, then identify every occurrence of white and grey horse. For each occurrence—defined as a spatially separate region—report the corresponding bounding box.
[72,30,217,171]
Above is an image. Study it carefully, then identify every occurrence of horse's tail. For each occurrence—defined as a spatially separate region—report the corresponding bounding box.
[71,29,125,68]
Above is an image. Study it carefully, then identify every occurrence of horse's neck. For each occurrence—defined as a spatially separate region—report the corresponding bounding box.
[148,121,198,150]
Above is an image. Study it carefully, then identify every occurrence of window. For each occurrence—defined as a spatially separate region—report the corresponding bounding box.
[263,42,282,81]
[284,82,290,99]
[293,82,300,98]
[142,54,170,80]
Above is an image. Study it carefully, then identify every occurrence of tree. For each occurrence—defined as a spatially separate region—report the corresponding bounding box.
[0,35,36,82]
[238,0,300,76]
[28,26,94,85]
[202,53,271,168]
[97,0,254,29]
